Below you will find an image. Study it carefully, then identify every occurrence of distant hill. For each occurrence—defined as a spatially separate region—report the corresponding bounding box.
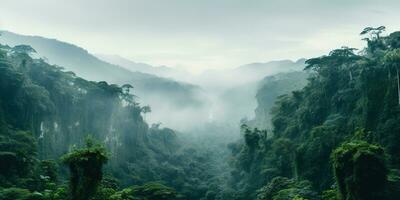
[95,54,177,77]
[194,59,305,91]
[0,31,310,130]
[185,59,307,128]
[249,71,309,129]
[0,31,204,125]
[234,58,306,82]
[97,52,306,89]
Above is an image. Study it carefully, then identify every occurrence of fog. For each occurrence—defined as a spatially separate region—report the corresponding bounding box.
[3,1,400,199]
[125,57,305,135]
[93,51,305,134]
[2,0,399,139]
[2,0,400,73]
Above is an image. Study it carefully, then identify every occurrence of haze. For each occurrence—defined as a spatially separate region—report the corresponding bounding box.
[2,0,400,73]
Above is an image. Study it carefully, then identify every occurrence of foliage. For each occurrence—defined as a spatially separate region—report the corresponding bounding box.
[61,136,108,200]
[0,42,226,200]
[106,182,181,200]
[256,177,317,200]
[249,71,309,130]
[0,129,38,188]
[0,187,43,200]
[332,141,387,200]
[227,27,400,199]
[2,27,400,200]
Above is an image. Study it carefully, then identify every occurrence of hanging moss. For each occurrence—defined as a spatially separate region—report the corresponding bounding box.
[332,141,388,200]
[61,137,108,200]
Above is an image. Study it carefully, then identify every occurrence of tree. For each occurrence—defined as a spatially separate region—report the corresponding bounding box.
[36,160,59,192]
[11,45,37,55]
[121,84,133,94]
[110,182,180,200]
[61,136,108,200]
[141,105,151,114]
[0,130,38,185]
[243,128,261,150]
[360,26,386,54]
[332,141,388,200]
[0,187,43,200]
[141,105,151,120]
[360,26,386,40]
[256,177,318,200]
[384,49,400,105]
[305,47,359,77]
[120,83,138,106]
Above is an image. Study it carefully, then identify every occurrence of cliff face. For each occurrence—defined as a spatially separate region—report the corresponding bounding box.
[0,44,181,185]
[246,71,308,130]
[0,43,229,199]
[227,32,400,199]
[0,31,205,132]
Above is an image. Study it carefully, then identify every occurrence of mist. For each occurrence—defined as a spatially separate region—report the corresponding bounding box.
[2,0,400,72]
[74,50,303,142]
[132,57,305,134]
[2,1,399,199]
[94,50,305,134]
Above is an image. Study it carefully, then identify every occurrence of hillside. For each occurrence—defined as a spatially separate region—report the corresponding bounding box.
[227,29,400,200]
[95,54,181,78]
[0,43,224,199]
[248,71,309,130]
[2,28,400,200]
[0,31,204,127]
[233,59,306,83]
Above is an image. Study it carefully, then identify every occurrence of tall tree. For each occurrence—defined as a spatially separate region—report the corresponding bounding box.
[384,49,400,105]
[332,141,388,200]
[62,136,108,200]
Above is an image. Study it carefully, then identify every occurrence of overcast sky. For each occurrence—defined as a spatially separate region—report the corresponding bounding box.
[1,0,400,72]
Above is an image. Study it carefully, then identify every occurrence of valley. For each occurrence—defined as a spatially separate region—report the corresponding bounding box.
[1,27,400,200]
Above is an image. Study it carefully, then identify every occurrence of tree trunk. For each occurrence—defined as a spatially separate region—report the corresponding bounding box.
[349,71,353,81]
[397,67,400,105]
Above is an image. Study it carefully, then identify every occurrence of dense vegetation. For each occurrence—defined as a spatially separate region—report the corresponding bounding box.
[1,27,400,200]
[248,71,309,130]
[0,43,223,199]
[228,27,400,199]
[0,30,204,120]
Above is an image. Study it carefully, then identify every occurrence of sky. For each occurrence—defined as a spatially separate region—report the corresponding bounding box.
[1,0,400,73]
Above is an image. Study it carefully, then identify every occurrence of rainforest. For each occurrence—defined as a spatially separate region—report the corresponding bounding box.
[1,1,400,200]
